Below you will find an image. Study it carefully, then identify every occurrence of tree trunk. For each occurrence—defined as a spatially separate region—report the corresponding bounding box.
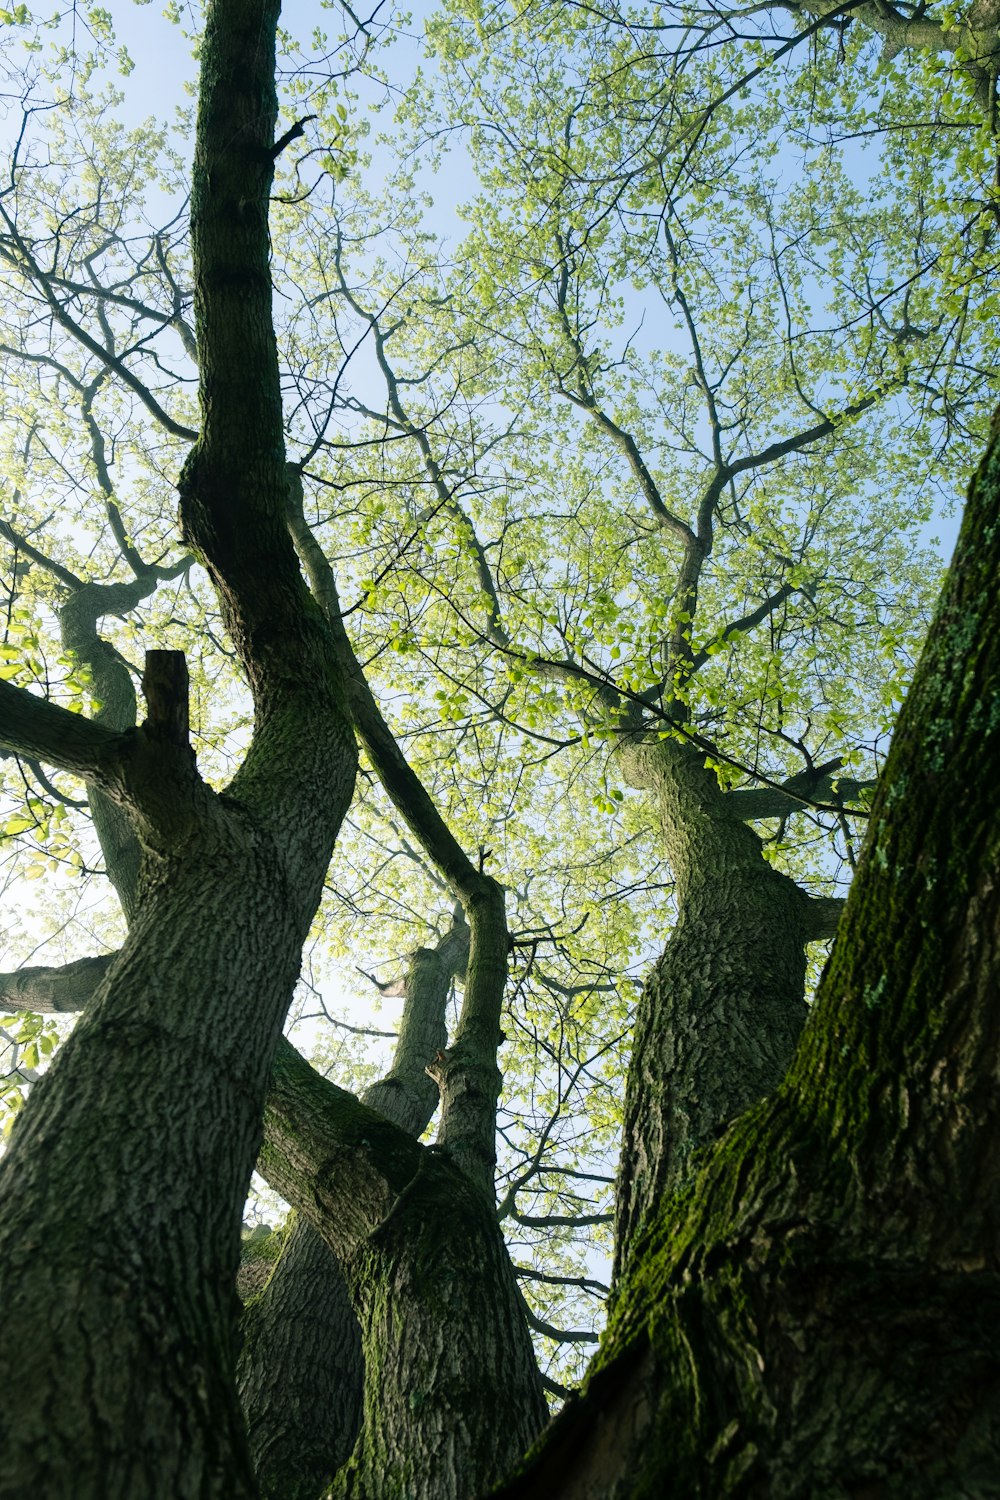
[493,417,1000,1497]
[613,736,828,1275]
[260,1039,548,1500]
[0,791,349,1499]
[238,915,469,1499]
[239,1218,364,1500]
[334,1152,547,1500]
[0,0,360,1491]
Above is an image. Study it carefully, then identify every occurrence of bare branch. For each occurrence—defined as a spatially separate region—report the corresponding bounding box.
[0,212,198,441]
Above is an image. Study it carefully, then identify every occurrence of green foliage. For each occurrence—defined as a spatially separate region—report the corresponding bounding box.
[0,0,997,1391]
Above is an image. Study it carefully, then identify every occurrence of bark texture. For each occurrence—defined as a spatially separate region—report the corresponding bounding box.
[334,1149,547,1500]
[239,1218,364,1500]
[0,0,358,1492]
[494,412,1000,1498]
[613,736,824,1275]
[260,1040,548,1500]
[238,913,469,1500]
[0,782,314,1498]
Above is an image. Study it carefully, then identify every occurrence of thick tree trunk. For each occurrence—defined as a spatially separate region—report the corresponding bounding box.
[493,417,1000,1498]
[0,789,349,1499]
[334,1152,546,1500]
[614,737,828,1274]
[239,1219,364,1500]
[0,0,359,1492]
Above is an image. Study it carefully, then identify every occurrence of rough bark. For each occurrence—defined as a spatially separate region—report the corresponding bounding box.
[0,951,115,1013]
[238,1218,364,1500]
[0,0,358,1493]
[493,413,1000,1498]
[613,736,830,1276]
[260,1039,548,1500]
[0,761,348,1499]
[237,912,469,1500]
[334,1150,547,1500]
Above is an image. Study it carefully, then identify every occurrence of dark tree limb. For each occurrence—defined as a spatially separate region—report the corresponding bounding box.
[0,954,115,1015]
[724,768,875,821]
[0,678,120,779]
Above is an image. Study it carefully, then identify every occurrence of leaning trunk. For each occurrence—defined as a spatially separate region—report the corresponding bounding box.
[494,414,1000,1497]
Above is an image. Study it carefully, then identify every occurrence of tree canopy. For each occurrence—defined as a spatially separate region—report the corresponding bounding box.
[0,0,998,1493]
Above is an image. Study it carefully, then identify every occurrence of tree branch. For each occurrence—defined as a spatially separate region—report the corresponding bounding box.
[0,213,198,441]
[724,764,875,820]
[259,1036,426,1262]
[802,894,847,941]
[522,1306,600,1345]
[0,679,119,778]
[286,470,505,1191]
[0,953,114,1015]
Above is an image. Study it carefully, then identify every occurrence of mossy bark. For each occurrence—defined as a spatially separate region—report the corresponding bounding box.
[493,419,1000,1497]
[614,737,817,1275]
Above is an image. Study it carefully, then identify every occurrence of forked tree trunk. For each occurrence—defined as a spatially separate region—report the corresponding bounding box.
[0,0,360,1491]
[238,916,470,1499]
[493,417,1000,1498]
[260,1038,549,1500]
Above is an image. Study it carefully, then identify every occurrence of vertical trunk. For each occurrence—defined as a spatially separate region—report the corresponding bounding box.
[493,417,1000,1500]
[239,1219,364,1500]
[614,738,814,1274]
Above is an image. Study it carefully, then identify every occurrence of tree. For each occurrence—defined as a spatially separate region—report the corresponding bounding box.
[492,402,1000,1500]
[0,0,998,1495]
